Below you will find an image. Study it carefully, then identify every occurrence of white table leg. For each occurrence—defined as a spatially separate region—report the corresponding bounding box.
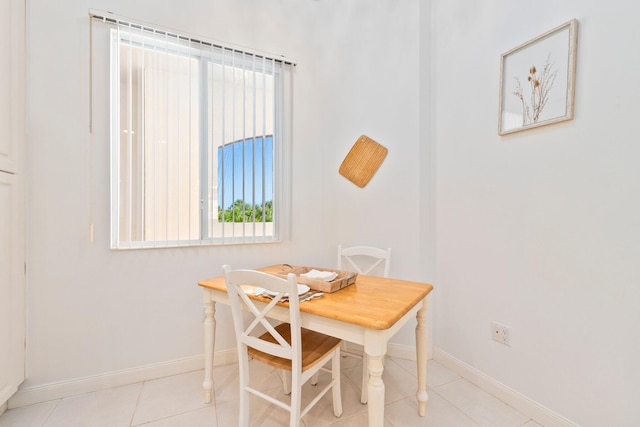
[361,353,368,404]
[367,354,385,427]
[203,291,216,404]
[415,296,429,416]
[365,333,386,427]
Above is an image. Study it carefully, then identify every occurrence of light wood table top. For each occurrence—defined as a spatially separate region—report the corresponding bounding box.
[198,264,433,330]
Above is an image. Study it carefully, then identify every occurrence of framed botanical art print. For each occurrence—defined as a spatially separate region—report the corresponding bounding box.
[498,19,578,135]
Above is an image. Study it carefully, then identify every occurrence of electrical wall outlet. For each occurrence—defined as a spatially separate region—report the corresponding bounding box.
[491,321,511,346]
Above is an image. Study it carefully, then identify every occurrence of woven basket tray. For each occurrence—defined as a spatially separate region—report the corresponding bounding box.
[275,265,358,293]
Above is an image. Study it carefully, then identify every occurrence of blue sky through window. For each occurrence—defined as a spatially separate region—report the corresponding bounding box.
[217,136,273,209]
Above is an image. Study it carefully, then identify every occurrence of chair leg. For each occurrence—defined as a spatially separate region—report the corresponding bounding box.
[311,371,319,386]
[290,374,302,427]
[332,349,343,417]
[281,369,292,395]
[239,387,250,427]
[238,350,251,427]
[360,353,368,404]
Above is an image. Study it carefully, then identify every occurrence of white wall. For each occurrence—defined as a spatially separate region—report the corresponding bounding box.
[24,0,423,391]
[431,1,640,426]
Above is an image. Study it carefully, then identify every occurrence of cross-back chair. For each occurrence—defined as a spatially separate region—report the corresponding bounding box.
[338,244,391,278]
[222,265,343,427]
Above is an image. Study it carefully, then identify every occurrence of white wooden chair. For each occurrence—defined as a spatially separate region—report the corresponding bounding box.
[337,244,391,404]
[338,244,391,278]
[222,265,343,427]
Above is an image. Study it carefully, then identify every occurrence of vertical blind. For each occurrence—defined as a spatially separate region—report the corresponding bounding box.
[90,11,294,248]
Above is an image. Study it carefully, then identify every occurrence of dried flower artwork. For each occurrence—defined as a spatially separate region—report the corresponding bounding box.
[498,19,578,135]
[512,55,557,126]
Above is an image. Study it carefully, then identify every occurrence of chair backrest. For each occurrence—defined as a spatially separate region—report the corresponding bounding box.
[222,265,302,367]
[338,244,391,278]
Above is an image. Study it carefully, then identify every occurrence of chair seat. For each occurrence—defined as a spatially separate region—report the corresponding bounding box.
[249,323,342,372]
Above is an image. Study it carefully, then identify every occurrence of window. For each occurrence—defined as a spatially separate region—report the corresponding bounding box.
[104,17,293,248]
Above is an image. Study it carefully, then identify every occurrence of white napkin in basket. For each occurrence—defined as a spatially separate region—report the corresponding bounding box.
[301,269,338,282]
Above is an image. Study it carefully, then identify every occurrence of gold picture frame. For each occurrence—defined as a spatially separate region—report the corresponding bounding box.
[498,19,578,135]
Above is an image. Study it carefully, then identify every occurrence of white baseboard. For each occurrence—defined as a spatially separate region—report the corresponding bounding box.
[341,342,416,361]
[433,347,579,427]
[8,349,237,409]
[387,342,418,361]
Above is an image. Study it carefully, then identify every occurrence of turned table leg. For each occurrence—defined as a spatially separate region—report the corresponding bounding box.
[202,293,216,404]
[415,296,429,416]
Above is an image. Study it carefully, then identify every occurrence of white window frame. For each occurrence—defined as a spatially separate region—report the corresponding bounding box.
[103,17,293,249]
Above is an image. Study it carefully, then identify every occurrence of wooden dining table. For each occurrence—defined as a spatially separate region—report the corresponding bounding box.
[198,264,434,427]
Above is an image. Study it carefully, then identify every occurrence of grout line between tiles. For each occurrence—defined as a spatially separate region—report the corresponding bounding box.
[127,381,145,427]
[131,406,214,427]
[39,399,61,427]
[427,385,484,427]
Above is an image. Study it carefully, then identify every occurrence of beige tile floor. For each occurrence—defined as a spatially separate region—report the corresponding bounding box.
[0,356,543,427]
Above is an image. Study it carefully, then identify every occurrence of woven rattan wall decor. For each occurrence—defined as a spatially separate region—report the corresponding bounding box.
[339,135,388,188]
